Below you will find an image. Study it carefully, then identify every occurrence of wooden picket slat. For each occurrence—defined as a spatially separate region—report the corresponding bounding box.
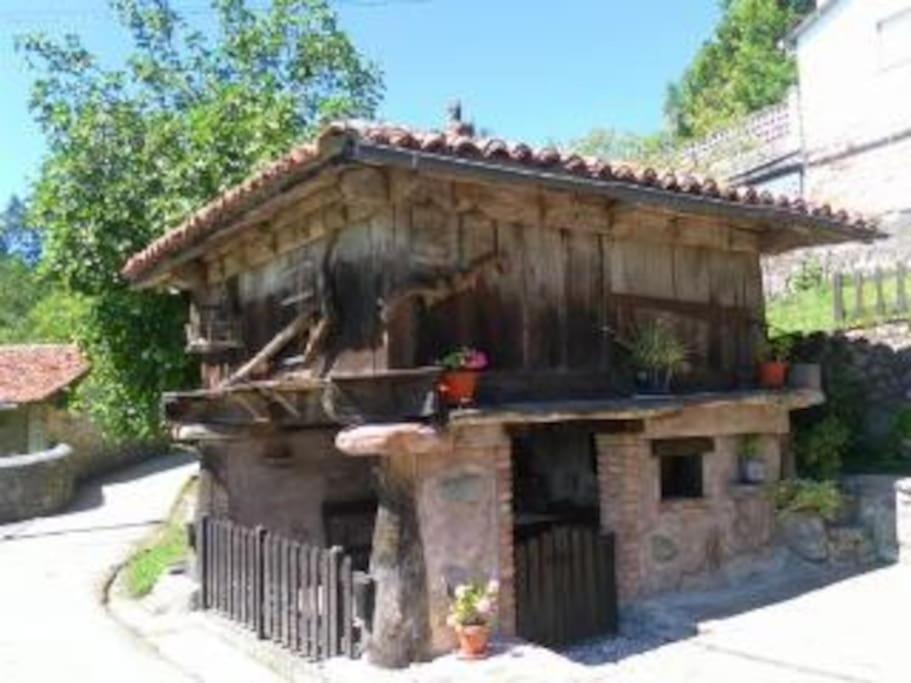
[831,266,911,328]
[300,546,312,659]
[197,518,361,660]
[309,546,321,659]
[341,555,354,657]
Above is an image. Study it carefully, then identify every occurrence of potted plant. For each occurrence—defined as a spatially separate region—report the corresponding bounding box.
[627,320,688,395]
[438,347,488,407]
[739,434,765,484]
[446,579,499,659]
[757,334,792,389]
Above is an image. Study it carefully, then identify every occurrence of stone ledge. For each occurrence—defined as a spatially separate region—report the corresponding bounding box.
[0,443,75,523]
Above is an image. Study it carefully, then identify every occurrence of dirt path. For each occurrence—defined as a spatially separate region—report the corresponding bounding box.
[0,454,197,683]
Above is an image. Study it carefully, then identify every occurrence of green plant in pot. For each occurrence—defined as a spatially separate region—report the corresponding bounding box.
[739,434,765,484]
[757,334,793,390]
[628,320,688,395]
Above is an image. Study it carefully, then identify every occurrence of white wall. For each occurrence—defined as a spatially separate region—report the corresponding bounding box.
[798,0,911,153]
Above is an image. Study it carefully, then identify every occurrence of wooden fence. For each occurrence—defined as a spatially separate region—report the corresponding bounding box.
[514,525,617,648]
[833,266,910,327]
[197,516,364,660]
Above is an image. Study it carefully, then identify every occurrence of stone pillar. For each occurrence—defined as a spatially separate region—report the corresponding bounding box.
[596,433,649,602]
[367,453,431,668]
[897,478,911,565]
[340,422,511,663]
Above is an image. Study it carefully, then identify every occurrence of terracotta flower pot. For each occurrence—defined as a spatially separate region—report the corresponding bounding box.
[758,361,788,389]
[456,624,490,659]
[439,370,480,407]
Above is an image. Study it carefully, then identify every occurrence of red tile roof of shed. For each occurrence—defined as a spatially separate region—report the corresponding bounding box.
[0,345,89,405]
[122,120,877,284]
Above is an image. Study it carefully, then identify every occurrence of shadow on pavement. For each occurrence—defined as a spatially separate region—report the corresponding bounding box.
[560,554,885,666]
[65,451,197,515]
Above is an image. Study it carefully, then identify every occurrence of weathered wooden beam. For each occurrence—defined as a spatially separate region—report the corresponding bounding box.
[300,318,330,369]
[221,312,310,387]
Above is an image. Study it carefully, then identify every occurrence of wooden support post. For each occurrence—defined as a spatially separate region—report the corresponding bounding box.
[854,272,866,321]
[366,459,431,668]
[875,268,887,318]
[833,272,845,327]
[898,265,908,316]
[222,312,309,387]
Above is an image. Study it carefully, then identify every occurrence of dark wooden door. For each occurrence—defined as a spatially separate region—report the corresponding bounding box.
[514,525,617,648]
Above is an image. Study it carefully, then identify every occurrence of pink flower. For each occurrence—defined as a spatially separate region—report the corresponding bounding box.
[465,350,488,370]
[475,597,492,615]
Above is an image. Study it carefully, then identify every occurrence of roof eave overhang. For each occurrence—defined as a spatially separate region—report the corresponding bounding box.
[129,131,881,288]
[350,140,882,250]
[128,140,352,290]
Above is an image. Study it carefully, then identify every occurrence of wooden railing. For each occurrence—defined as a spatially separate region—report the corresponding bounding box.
[833,266,910,327]
[197,516,365,660]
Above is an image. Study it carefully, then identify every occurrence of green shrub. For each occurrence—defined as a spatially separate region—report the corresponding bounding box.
[774,479,843,521]
[794,414,851,480]
[790,257,824,293]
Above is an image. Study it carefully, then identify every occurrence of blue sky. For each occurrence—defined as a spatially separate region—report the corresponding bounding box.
[0,1,721,202]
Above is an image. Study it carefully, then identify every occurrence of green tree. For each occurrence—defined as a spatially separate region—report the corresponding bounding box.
[571,128,679,167]
[665,0,814,139]
[0,195,41,265]
[0,258,41,340]
[20,0,382,440]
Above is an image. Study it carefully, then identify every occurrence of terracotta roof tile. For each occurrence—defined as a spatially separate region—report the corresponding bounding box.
[0,345,89,404]
[122,120,878,283]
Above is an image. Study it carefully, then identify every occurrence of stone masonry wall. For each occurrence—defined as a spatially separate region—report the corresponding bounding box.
[413,424,510,654]
[596,401,791,603]
[897,479,911,565]
[0,444,75,523]
[794,325,911,441]
[597,431,781,602]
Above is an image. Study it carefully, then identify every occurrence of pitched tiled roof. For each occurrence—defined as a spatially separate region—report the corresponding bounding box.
[122,120,877,284]
[0,345,89,404]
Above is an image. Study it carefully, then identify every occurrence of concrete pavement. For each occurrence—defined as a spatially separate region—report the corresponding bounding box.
[0,453,197,683]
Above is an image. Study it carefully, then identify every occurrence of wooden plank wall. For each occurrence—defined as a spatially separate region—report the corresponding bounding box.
[397,201,762,382]
[199,168,764,383]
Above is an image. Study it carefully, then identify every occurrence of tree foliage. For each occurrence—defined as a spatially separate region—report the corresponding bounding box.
[664,0,814,139]
[0,195,41,265]
[571,128,680,167]
[20,0,382,440]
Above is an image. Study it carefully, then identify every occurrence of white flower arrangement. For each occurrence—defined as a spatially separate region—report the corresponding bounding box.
[446,579,500,628]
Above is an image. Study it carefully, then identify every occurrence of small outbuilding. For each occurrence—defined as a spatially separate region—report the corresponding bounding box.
[0,344,89,456]
[123,114,877,666]
[0,344,90,523]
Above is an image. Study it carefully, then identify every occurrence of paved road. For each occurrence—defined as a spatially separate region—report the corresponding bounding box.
[0,454,197,683]
[603,564,910,683]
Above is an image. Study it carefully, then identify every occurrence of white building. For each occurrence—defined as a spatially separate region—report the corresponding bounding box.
[792,0,911,226]
[690,0,911,294]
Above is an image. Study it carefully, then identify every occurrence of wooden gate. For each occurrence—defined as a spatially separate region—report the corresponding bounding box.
[514,525,617,648]
[197,516,365,660]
